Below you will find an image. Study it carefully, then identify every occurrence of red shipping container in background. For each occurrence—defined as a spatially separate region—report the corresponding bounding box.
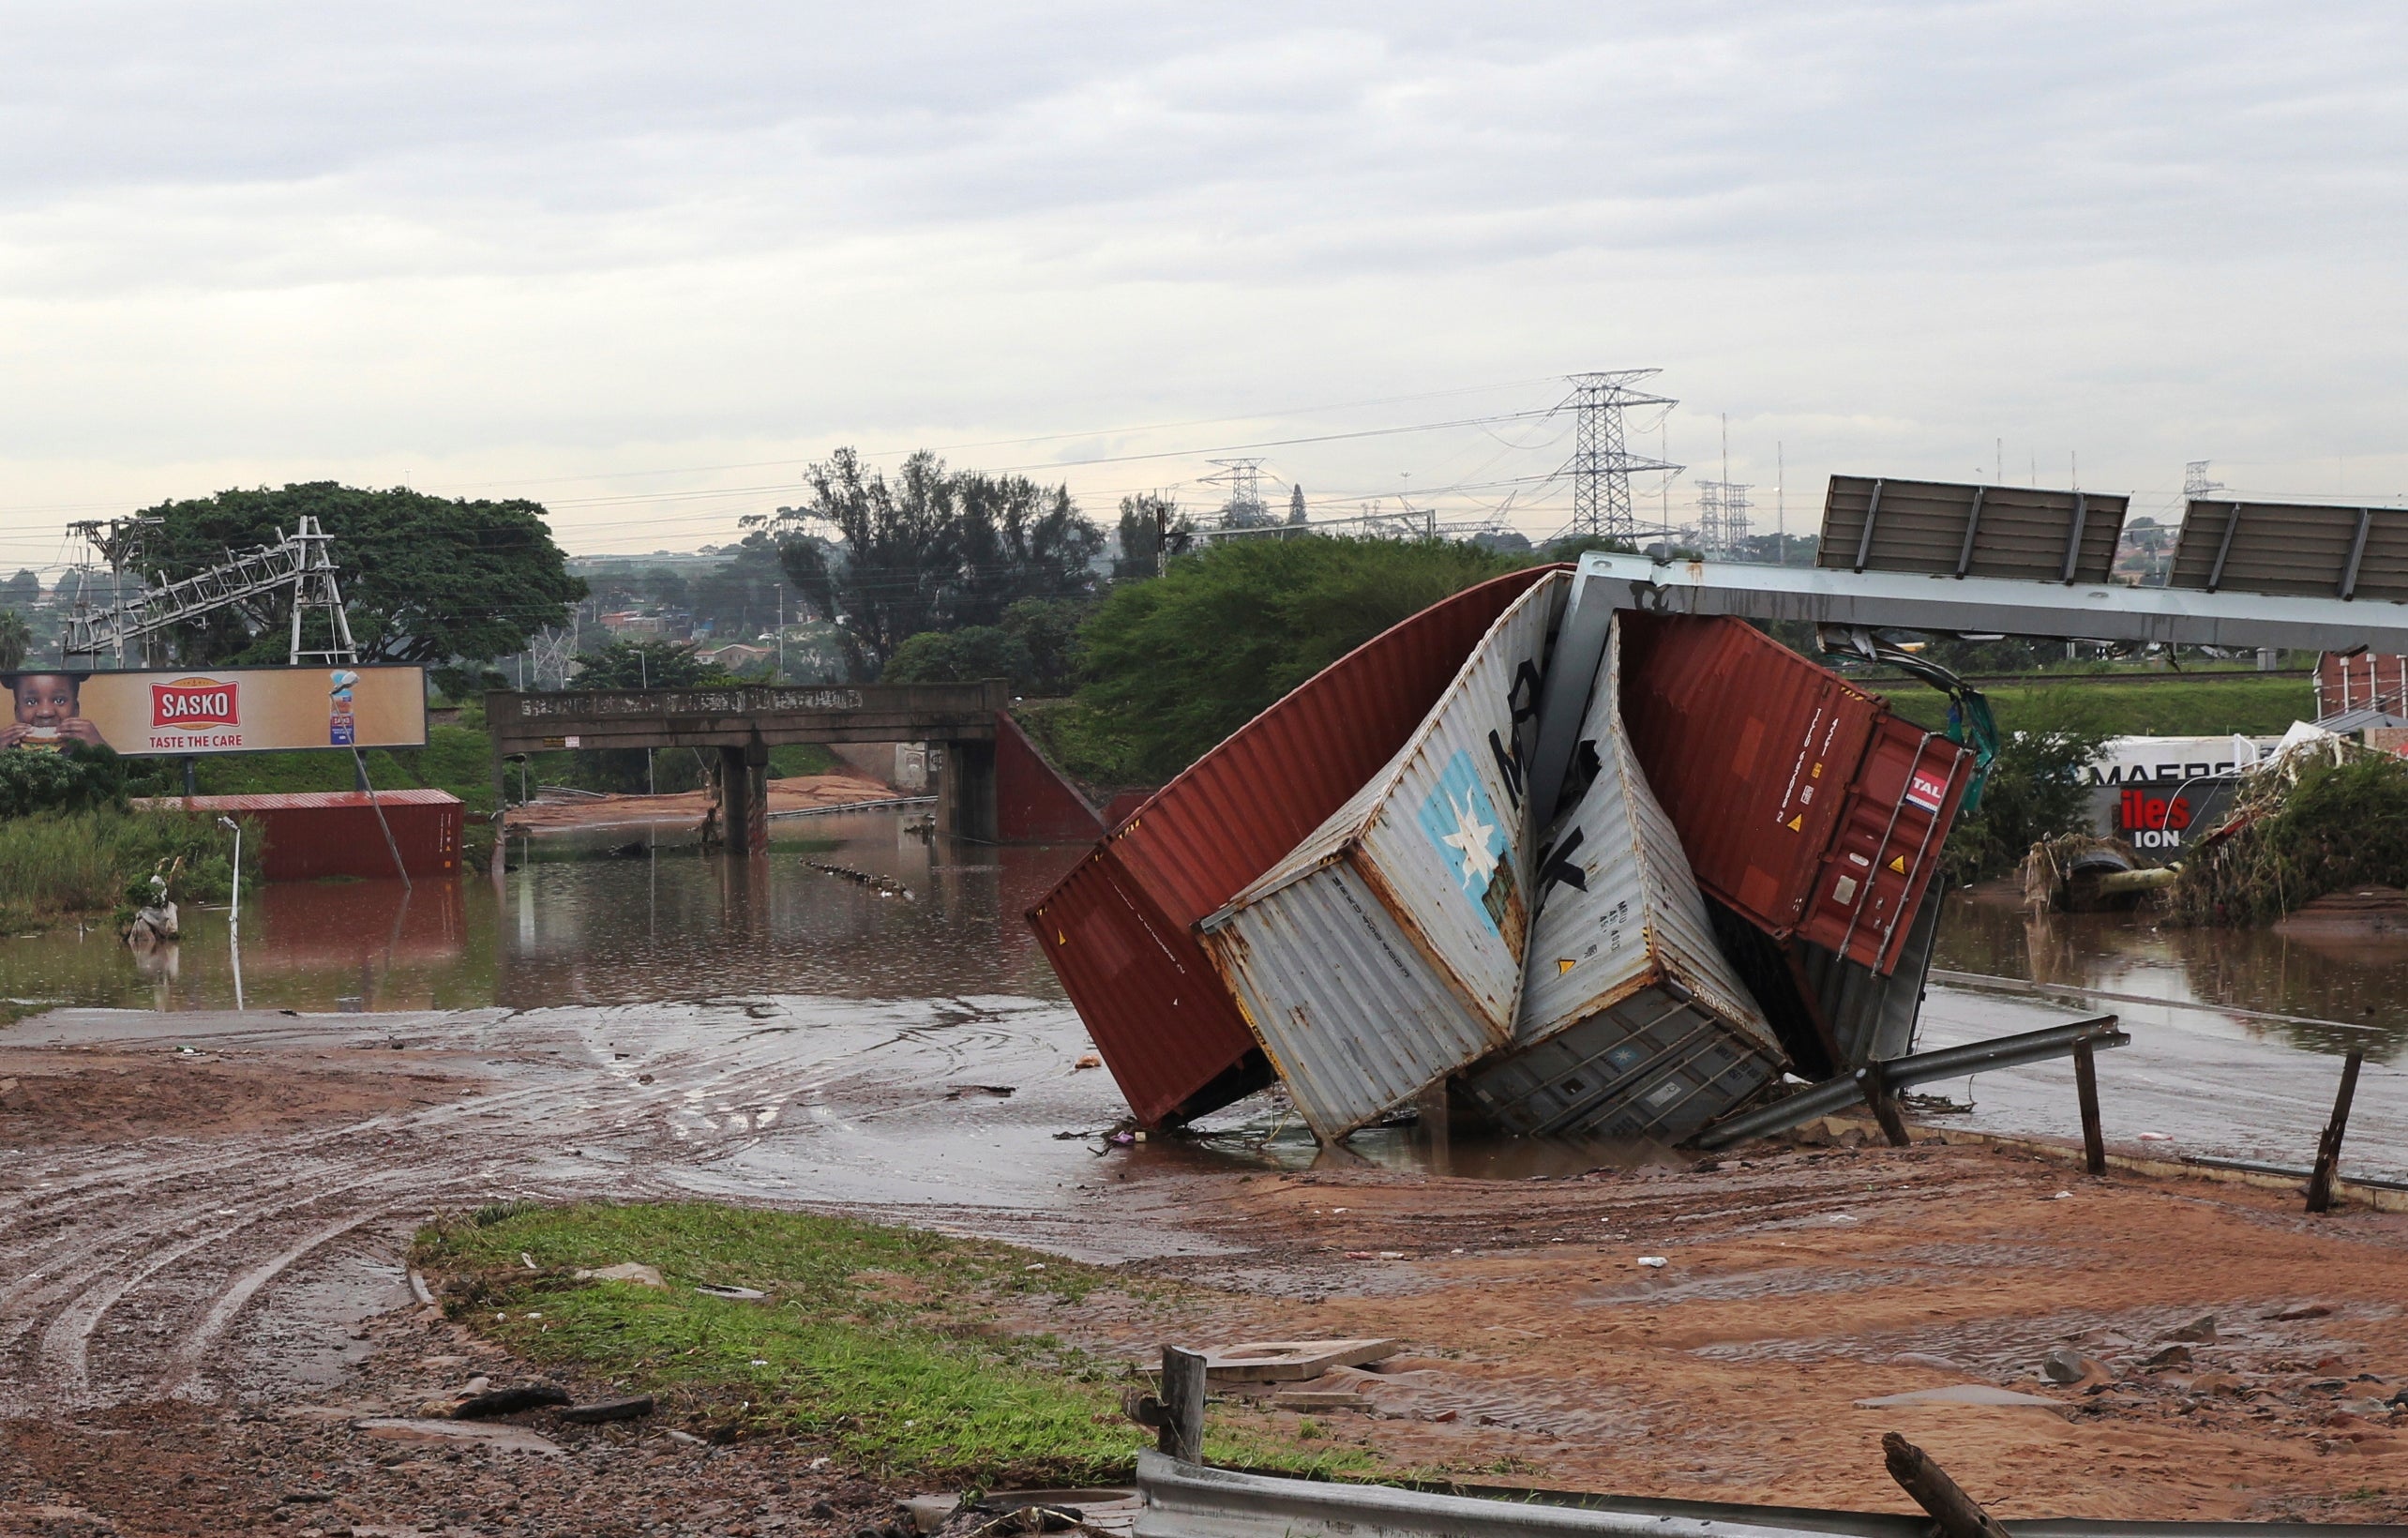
[1028,565,1559,1126]
[1616,613,1970,974]
[992,711,1107,843]
[138,791,464,882]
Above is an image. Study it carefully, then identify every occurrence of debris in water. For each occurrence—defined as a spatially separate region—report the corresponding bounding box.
[805,860,913,899]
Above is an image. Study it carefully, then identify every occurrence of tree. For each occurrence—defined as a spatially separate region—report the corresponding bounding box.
[1287,486,1308,526]
[0,569,37,611]
[881,626,1036,690]
[128,484,586,670]
[758,448,1105,678]
[1077,535,1529,780]
[0,609,29,671]
[1113,492,1196,581]
[572,638,737,689]
[689,532,807,639]
[1000,596,1094,696]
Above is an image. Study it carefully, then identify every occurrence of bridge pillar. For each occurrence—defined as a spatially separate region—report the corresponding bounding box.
[718,737,771,855]
[932,739,997,843]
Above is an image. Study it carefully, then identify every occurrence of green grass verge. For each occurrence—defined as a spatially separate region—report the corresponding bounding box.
[0,806,262,929]
[413,1201,1377,1485]
[1889,676,2315,738]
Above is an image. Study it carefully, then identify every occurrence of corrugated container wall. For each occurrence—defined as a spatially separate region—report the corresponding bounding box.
[1616,613,1971,974]
[1197,572,1564,1142]
[1458,618,1786,1143]
[138,791,464,882]
[1026,565,1558,1126]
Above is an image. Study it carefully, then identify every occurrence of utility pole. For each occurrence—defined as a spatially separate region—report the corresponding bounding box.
[1562,369,1680,542]
[1776,441,1784,566]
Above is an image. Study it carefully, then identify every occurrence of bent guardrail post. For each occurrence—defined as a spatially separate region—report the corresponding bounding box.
[1125,1346,1207,1464]
[1693,1016,2128,1152]
[2307,1049,2366,1214]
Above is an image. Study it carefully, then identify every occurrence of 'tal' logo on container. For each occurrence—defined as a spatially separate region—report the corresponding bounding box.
[1904,768,1949,812]
[151,678,240,729]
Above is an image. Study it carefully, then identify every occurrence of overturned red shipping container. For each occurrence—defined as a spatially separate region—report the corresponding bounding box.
[1615,613,1971,975]
[140,791,464,882]
[1027,565,1559,1126]
[992,711,1107,843]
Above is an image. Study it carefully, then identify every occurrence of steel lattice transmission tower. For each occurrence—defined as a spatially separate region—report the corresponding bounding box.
[1693,481,1753,555]
[1563,370,1680,541]
[1204,458,1272,528]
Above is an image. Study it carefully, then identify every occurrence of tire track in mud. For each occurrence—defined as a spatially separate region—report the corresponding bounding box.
[0,997,1096,1414]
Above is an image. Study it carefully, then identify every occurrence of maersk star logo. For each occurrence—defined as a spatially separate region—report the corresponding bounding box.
[1418,748,1511,935]
[1438,789,1498,892]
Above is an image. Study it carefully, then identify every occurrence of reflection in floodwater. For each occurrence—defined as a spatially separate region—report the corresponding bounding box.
[0,811,1086,1016]
[1936,888,2407,1062]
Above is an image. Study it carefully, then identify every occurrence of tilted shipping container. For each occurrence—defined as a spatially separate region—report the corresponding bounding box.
[1616,613,1973,975]
[1196,572,1565,1142]
[1026,566,1560,1126]
[1458,618,1786,1142]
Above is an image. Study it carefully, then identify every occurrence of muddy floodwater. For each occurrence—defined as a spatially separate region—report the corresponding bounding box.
[1,812,1085,1015]
[3,812,2402,1180]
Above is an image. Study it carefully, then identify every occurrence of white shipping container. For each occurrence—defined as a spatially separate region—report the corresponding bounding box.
[1460,618,1787,1142]
[1196,571,1567,1142]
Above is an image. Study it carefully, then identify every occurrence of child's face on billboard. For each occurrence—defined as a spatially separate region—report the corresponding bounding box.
[13,674,76,728]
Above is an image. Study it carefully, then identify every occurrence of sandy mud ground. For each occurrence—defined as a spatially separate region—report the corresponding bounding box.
[2,998,2403,1533]
[501,772,906,833]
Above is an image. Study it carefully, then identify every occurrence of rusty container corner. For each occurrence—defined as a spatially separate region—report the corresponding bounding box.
[1459,616,1787,1144]
[1026,565,1563,1128]
[1196,572,1566,1144]
[1616,611,1969,975]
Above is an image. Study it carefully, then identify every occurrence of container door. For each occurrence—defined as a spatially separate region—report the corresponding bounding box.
[1794,721,1972,973]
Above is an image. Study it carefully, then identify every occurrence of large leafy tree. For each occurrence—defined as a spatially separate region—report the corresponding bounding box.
[0,608,29,671]
[759,448,1103,679]
[572,638,739,689]
[1078,535,1529,780]
[128,483,585,670]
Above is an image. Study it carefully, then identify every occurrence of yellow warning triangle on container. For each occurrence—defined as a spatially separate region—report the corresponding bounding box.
[1557,957,1578,974]
[1785,815,1803,832]
[1888,855,1907,873]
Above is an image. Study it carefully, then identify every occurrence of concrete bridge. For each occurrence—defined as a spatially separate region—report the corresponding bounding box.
[486,680,1019,850]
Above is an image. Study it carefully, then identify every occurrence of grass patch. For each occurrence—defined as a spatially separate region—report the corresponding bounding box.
[1889,677,2313,738]
[414,1201,1377,1485]
[0,806,261,929]
[769,742,839,777]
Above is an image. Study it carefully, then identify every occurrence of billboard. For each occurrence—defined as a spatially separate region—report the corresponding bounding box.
[3,665,427,757]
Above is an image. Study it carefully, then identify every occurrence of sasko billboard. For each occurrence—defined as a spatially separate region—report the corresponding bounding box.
[2,665,427,757]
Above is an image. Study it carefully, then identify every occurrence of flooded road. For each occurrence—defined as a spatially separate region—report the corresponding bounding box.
[1,815,2400,1185]
[2,811,1086,1016]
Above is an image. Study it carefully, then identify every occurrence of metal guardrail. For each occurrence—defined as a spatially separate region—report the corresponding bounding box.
[1132,1453,2385,1538]
[1693,1017,2130,1151]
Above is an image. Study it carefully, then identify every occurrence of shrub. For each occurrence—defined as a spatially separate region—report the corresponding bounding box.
[2168,752,2408,926]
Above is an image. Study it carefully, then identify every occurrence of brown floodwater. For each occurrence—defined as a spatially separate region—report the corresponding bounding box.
[4,818,2400,1180]
[1,810,1087,1016]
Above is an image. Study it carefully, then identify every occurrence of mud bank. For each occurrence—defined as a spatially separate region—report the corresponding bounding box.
[4,995,2405,1528]
[501,771,902,833]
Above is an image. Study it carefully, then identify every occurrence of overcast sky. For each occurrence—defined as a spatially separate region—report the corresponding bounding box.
[3,1,2402,568]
